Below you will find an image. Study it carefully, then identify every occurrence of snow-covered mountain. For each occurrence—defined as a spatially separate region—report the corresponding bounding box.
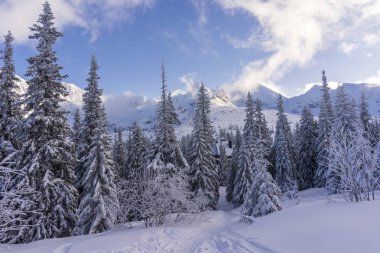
[286,82,380,116]
[13,77,380,133]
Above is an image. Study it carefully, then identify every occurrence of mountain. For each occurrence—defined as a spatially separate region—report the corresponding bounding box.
[286,82,380,116]
[13,76,380,135]
[230,83,283,109]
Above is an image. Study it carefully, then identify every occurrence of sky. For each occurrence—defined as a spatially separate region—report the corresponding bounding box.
[2,0,380,98]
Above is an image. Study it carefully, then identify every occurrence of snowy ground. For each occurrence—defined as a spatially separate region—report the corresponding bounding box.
[1,188,379,253]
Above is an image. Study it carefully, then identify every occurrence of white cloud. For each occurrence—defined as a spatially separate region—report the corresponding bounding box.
[0,0,154,44]
[191,0,208,26]
[339,42,358,55]
[215,0,380,97]
[174,73,201,97]
[356,70,380,84]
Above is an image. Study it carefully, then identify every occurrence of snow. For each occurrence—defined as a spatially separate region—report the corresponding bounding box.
[2,187,379,253]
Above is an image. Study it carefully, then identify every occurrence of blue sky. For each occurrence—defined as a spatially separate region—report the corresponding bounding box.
[2,0,380,98]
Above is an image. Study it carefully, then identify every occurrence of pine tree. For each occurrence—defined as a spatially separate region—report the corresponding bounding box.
[254,98,272,153]
[241,137,281,218]
[189,83,219,210]
[180,133,192,162]
[274,95,297,195]
[296,106,317,190]
[71,109,81,156]
[226,128,241,202]
[143,65,199,225]
[168,91,180,125]
[73,56,119,235]
[314,70,333,187]
[359,92,371,136]
[0,31,22,190]
[254,98,273,175]
[328,118,378,201]
[326,86,357,194]
[147,63,188,175]
[358,92,378,147]
[232,92,257,206]
[126,122,146,181]
[10,2,77,242]
[0,166,38,243]
[113,127,127,179]
[218,141,229,186]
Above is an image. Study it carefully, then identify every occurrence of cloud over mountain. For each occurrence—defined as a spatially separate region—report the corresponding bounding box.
[216,0,380,97]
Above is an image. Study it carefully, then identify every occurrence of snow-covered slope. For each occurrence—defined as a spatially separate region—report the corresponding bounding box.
[3,188,379,253]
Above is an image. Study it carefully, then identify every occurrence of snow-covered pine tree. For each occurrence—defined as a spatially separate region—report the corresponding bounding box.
[10,2,77,242]
[370,120,380,148]
[113,127,126,179]
[73,56,119,235]
[143,65,201,226]
[189,82,219,210]
[296,106,317,190]
[292,122,301,182]
[146,63,188,176]
[358,92,378,147]
[274,95,297,195]
[71,109,81,156]
[218,141,229,186]
[314,70,333,187]
[253,98,273,176]
[359,92,370,136]
[116,121,147,223]
[126,122,146,181]
[241,136,282,218]
[0,31,22,191]
[326,86,357,194]
[75,57,104,196]
[232,92,256,206]
[226,128,241,202]
[0,165,38,243]
[180,133,193,162]
[253,98,272,153]
[168,91,180,125]
[328,119,378,201]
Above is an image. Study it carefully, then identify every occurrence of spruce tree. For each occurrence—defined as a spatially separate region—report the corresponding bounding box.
[241,137,281,218]
[232,92,256,206]
[358,92,377,147]
[189,83,219,210]
[125,122,146,181]
[232,140,253,206]
[218,141,229,186]
[274,95,297,195]
[73,56,119,235]
[226,128,241,202]
[328,116,377,201]
[11,2,77,242]
[143,65,197,225]
[0,32,33,244]
[0,31,22,189]
[326,86,357,193]
[71,109,81,156]
[314,70,333,187]
[113,127,126,179]
[296,106,317,190]
[254,98,272,153]
[147,64,188,175]
[168,91,180,125]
